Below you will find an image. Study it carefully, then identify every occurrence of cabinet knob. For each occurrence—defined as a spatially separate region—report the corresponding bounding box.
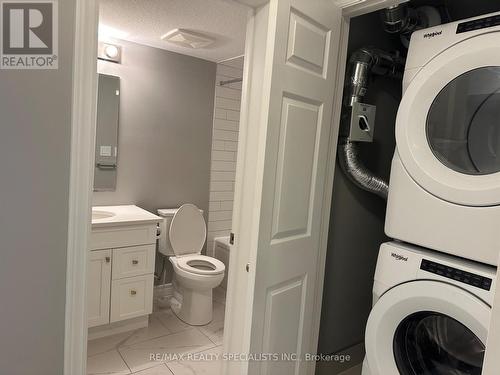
[130,289,137,296]
[105,256,110,263]
[132,260,139,265]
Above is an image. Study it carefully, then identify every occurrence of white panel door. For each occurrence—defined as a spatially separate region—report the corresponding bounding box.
[87,249,111,328]
[224,1,342,374]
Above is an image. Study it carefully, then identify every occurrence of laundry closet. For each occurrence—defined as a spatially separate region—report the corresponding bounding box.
[317,1,500,374]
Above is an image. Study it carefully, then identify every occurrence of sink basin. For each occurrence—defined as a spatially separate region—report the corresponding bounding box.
[92,210,116,221]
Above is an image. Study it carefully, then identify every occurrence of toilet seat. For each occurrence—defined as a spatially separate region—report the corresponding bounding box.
[175,255,225,276]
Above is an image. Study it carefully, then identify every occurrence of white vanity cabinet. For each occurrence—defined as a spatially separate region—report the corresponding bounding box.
[88,206,161,335]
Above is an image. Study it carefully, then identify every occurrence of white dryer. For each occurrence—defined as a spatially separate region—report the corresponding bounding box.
[363,241,496,375]
[386,12,500,265]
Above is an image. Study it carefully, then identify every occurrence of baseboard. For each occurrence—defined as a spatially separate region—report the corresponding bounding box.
[315,342,365,375]
[88,316,149,341]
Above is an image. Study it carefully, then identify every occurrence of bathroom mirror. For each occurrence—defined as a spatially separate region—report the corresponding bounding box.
[94,74,120,191]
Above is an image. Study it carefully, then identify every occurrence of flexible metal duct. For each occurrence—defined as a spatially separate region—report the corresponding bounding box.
[338,5,441,199]
[338,139,389,199]
[339,48,404,199]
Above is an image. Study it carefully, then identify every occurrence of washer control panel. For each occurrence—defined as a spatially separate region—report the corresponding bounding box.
[456,14,500,34]
[420,259,492,291]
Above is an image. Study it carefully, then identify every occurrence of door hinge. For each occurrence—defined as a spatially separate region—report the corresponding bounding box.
[246,263,250,272]
[230,232,235,245]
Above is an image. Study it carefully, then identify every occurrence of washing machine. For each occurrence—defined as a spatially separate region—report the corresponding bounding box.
[362,241,496,375]
[386,12,500,265]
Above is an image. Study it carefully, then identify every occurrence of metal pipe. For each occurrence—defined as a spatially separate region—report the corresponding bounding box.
[345,47,404,107]
[381,4,418,35]
[339,5,440,199]
[338,47,405,199]
[381,4,442,48]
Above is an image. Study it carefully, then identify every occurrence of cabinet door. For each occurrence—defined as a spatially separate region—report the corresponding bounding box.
[87,249,112,328]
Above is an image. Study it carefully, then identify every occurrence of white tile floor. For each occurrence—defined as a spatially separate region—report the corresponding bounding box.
[87,293,226,375]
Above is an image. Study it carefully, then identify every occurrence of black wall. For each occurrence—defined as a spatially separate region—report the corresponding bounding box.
[318,10,402,357]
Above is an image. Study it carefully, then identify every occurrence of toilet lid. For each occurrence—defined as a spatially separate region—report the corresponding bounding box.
[169,204,206,256]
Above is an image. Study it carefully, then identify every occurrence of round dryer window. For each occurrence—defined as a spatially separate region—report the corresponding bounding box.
[393,311,485,374]
[394,32,500,206]
[427,67,500,175]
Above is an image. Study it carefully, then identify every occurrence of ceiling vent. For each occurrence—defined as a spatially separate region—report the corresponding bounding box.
[161,29,215,49]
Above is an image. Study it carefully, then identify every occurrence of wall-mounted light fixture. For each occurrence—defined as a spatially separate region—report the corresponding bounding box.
[98,42,122,64]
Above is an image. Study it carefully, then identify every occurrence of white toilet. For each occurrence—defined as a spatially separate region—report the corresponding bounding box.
[157,204,225,325]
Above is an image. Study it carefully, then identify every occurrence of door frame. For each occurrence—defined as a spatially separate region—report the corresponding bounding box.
[65,0,98,373]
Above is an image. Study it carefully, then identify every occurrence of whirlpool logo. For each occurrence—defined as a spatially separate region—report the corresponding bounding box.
[391,253,408,262]
[423,30,443,39]
[1,0,58,69]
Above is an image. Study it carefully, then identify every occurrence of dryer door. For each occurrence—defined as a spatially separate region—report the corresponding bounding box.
[365,280,490,375]
[396,32,500,206]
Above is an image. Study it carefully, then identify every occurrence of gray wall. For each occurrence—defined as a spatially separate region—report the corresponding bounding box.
[0,1,76,374]
[317,11,402,358]
[93,39,217,218]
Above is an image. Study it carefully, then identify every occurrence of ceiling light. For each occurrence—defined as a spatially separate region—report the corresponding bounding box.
[105,45,119,59]
[161,29,215,49]
[98,42,122,64]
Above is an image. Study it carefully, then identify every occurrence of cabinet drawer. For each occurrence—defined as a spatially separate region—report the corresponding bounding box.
[112,245,155,280]
[110,274,153,323]
[90,224,157,250]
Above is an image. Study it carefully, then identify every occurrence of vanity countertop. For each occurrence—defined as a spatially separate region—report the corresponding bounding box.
[92,205,162,229]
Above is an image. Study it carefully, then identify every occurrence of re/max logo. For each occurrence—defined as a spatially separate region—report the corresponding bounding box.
[391,253,408,262]
[423,30,443,39]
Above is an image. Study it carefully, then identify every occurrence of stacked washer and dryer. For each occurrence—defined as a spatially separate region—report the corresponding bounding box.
[362,12,500,375]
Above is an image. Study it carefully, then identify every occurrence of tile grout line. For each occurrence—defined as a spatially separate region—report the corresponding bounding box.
[117,348,133,375]
[196,326,219,346]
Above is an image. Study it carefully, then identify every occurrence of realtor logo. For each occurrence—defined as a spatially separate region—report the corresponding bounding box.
[1,0,58,69]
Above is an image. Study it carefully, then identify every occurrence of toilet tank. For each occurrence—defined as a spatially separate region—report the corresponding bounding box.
[157,208,177,256]
[157,207,205,257]
[214,236,231,290]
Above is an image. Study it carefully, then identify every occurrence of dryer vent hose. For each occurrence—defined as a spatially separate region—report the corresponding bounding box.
[339,48,403,200]
[338,139,389,199]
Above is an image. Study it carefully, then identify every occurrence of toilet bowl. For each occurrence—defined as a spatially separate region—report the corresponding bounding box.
[157,204,226,325]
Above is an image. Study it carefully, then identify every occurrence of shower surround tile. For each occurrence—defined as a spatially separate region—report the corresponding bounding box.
[207,57,243,255]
